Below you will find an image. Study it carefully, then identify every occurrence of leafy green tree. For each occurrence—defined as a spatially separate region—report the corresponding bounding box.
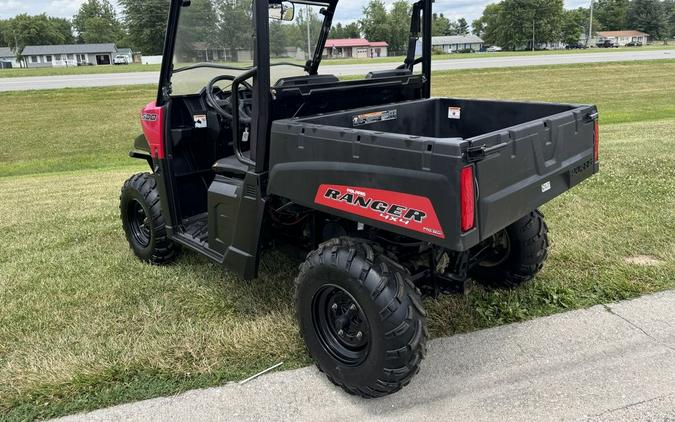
[432,13,451,36]
[594,0,629,31]
[456,18,470,35]
[119,0,170,55]
[174,0,217,60]
[360,0,389,43]
[269,21,289,56]
[472,3,501,43]
[73,0,123,43]
[2,14,74,62]
[474,0,564,50]
[628,0,669,39]
[282,6,323,58]
[331,22,361,38]
[561,8,586,45]
[667,0,675,38]
[0,20,9,47]
[49,17,75,44]
[387,0,411,51]
[215,0,252,61]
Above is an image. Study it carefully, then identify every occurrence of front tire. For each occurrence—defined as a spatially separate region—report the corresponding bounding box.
[120,172,177,264]
[471,210,549,289]
[295,237,428,398]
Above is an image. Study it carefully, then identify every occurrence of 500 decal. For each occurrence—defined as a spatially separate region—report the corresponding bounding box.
[314,185,445,238]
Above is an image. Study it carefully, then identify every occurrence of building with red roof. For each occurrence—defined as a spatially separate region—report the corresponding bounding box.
[324,38,389,59]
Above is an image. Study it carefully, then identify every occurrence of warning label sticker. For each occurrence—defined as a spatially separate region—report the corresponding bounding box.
[448,107,461,119]
[352,109,398,126]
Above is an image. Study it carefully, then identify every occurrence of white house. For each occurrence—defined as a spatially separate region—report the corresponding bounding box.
[0,47,19,68]
[595,30,649,46]
[21,43,118,68]
[430,35,485,53]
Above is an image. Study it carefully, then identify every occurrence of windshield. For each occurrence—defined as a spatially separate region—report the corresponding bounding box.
[170,0,325,95]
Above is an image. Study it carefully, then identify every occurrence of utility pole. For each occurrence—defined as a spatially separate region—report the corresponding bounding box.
[587,0,594,46]
[306,5,311,60]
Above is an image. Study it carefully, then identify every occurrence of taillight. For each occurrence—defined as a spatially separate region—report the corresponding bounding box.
[460,165,475,232]
[593,120,599,162]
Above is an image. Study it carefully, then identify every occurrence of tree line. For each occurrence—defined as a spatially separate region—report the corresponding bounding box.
[0,0,170,60]
[356,0,471,53]
[0,0,477,62]
[2,0,673,62]
[473,0,675,51]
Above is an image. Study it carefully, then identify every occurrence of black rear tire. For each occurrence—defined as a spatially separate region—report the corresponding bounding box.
[295,237,428,398]
[120,173,178,264]
[471,210,549,289]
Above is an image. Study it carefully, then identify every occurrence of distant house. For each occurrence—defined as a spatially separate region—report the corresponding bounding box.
[21,43,118,68]
[324,39,388,59]
[429,35,485,53]
[595,30,649,46]
[0,47,19,68]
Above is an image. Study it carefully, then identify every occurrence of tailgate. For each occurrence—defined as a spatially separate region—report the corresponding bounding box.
[471,105,599,240]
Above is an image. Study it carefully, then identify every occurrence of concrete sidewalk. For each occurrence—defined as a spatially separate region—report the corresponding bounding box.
[57,291,675,422]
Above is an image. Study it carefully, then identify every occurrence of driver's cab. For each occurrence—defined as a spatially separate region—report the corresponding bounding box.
[147,0,431,278]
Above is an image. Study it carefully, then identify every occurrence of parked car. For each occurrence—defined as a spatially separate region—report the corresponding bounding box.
[625,41,643,47]
[596,40,618,48]
[486,46,502,52]
[113,55,129,65]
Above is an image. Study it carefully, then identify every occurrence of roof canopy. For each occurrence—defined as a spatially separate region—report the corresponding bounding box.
[325,38,389,48]
[431,35,484,45]
[597,30,649,37]
[22,43,117,55]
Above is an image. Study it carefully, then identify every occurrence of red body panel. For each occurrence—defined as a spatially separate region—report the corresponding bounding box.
[141,101,165,159]
[314,184,445,239]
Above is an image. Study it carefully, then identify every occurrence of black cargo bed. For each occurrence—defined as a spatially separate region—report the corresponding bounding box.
[269,98,598,249]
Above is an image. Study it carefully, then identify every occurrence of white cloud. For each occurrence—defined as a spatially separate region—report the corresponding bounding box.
[0,0,29,17]
[45,0,87,18]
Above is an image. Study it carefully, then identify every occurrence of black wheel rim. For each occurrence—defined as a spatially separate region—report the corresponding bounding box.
[479,230,511,268]
[127,200,151,248]
[312,284,370,366]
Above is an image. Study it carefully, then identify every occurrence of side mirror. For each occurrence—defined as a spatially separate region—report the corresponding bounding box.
[269,1,294,21]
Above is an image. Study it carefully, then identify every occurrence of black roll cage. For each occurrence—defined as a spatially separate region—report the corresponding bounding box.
[157,0,433,173]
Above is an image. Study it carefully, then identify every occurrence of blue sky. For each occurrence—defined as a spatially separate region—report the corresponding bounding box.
[1,0,592,24]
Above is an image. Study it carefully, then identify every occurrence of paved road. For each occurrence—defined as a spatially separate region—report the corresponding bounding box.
[56,291,675,422]
[2,50,674,92]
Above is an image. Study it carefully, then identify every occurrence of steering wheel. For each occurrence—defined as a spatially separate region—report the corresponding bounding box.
[205,74,253,124]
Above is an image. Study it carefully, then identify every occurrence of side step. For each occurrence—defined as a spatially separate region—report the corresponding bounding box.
[171,232,224,264]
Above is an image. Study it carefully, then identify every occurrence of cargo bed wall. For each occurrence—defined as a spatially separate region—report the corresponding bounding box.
[295,98,578,139]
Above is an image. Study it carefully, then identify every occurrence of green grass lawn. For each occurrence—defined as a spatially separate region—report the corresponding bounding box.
[1,60,674,420]
[2,43,674,78]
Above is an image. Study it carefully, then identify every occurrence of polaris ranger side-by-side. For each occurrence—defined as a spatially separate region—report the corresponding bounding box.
[120,0,600,397]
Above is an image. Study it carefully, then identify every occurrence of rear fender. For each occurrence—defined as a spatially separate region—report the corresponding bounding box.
[129,134,154,169]
[268,162,481,251]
